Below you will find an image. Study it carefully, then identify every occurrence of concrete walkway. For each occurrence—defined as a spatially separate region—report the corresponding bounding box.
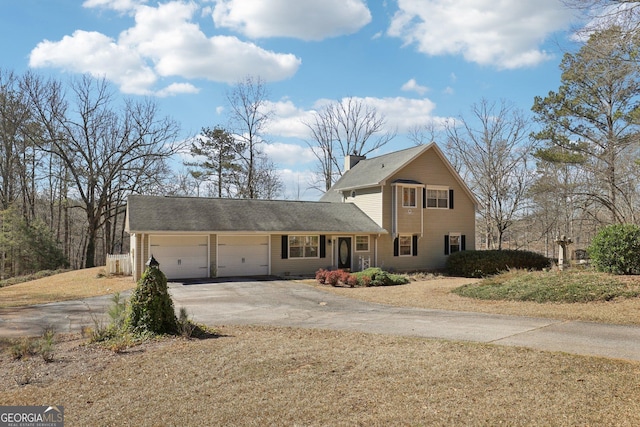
[2,279,640,362]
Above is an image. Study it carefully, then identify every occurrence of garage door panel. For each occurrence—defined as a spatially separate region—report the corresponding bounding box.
[217,236,269,277]
[150,235,208,280]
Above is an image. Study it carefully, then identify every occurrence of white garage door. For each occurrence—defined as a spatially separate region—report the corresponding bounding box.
[150,236,208,280]
[217,235,269,277]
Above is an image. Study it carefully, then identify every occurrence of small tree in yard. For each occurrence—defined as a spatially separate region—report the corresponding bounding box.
[127,257,177,334]
[588,224,640,275]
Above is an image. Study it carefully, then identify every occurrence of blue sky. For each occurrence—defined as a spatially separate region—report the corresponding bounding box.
[0,0,586,199]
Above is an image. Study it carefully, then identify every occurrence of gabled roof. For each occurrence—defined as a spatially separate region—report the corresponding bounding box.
[126,195,387,234]
[319,143,478,206]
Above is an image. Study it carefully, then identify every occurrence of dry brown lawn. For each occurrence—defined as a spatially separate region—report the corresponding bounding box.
[3,270,640,425]
[2,326,640,426]
[308,276,640,326]
[0,267,135,308]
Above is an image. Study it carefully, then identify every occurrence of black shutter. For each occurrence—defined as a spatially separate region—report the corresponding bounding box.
[423,187,426,209]
[320,235,326,258]
[444,235,450,255]
[412,235,418,256]
[281,235,288,259]
[461,235,466,251]
[449,189,454,209]
[393,237,399,257]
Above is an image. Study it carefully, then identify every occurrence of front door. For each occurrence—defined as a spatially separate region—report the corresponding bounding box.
[337,237,352,270]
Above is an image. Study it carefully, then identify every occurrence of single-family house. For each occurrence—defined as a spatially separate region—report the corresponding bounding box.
[126,143,477,280]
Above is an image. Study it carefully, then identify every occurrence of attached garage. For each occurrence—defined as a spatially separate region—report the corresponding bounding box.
[150,235,209,279]
[217,235,269,277]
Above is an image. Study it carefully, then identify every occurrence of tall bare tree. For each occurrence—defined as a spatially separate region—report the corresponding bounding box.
[23,74,180,268]
[304,97,396,191]
[445,99,535,250]
[226,76,282,199]
[564,0,640,35]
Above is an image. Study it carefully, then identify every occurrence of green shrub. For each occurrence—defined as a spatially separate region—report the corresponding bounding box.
[588,224,640,275]
[315,267,409,287]
[446,250,550,278]
[453,269,640,303]
[126,265,177,335]
[351,268,409,286]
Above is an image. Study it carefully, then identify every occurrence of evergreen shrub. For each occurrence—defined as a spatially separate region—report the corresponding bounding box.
[588,224,640,275]
[446,250,550,278]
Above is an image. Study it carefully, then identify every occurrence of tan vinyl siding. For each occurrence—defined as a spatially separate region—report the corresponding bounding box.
[346,187,383,226]
[376,148,476,271]
[395,186,422,235]
[270,235,333,276]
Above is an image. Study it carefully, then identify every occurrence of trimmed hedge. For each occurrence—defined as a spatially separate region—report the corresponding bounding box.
[446,250,550,278]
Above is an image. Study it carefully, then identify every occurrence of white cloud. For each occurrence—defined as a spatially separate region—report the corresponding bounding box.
[264,96,445,141]
[29,1,301,95]
[388,0,574,69]
[401,78,429,95]
[82,0,143,12]
[29,30,157,95]
[344,96,441,133]
[212,0,371,40]
[262,142,316,166]
[156,82,200,97]
[264,100,315,139]
[278,168,323,201]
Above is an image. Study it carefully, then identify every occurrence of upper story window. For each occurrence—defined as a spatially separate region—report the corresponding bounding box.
[427,187,449,209]
[403,187,417,208]
[289,235,319,259]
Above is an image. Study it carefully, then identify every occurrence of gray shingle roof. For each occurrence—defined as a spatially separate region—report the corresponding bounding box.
[319,144,429,202]
[127,195,387,234]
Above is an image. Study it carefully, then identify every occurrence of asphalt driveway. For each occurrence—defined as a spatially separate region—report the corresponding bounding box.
[2,278,640,362]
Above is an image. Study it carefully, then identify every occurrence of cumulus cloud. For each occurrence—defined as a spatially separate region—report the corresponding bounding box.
[263,142,316,166]
[264,100,316,139]
[388,0,574,69]
[30,30,157,95]
[212,0,371,40]
[401,78,429,95]
[30,1,301,95]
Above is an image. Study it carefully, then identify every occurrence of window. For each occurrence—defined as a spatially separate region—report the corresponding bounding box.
[355,235,369,252]
[427,188,449,208]
[449,233,461,253]
[289,235,319,259]
[403,187,417,207]
[399,235,412,256]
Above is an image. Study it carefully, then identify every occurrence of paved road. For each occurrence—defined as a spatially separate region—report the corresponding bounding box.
[2,279,640,362]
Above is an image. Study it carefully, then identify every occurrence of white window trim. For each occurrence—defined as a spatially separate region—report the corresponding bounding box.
[355,235,370,252]
[426,185,449,209]
[449,232,461,253]
[399,235,413,257]
[289,235,320,259]
[402,187,417,208]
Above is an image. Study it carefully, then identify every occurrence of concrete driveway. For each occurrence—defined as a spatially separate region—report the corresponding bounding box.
[2,278,640,362]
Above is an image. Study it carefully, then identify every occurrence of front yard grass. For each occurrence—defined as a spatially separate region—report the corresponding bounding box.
[453,269,640,303]
[2,325,640,426]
